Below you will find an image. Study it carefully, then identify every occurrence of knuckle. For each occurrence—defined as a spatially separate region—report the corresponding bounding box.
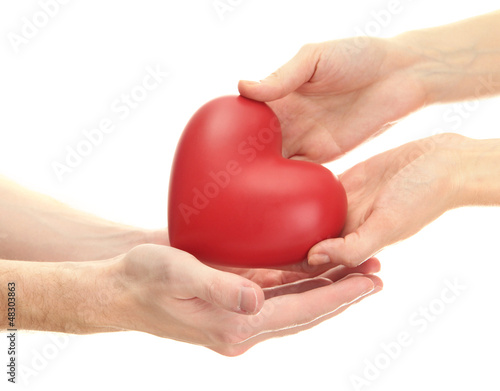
[267,70,280,79]
[299,42,318,53]
[204,276,224,304]
[299,42,324,63]
[127,243,157,256]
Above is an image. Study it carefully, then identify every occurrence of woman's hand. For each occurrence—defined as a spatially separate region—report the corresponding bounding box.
[308,133,500,267]
[239,36,426,163]
[239,12,500,164]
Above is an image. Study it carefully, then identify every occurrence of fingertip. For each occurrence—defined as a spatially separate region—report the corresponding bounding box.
[238,79,282,102]
[237,286,256,314]
[308,253,331,266]
[238,79,258,95]
[362,274,384,293]
[340,275,376,298]
[307,238,339,266]
[311,234,377,268]
[363,257,382,273]
[289,154,309,162]
[254,285,265,314]
[362,278,376,295]
[371,275,384,291]
[239,80,260,86]
[238,284,265,315]
[238,80,266,102]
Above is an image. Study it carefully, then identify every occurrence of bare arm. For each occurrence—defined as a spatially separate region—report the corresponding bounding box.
[0,258,116,333]
[397,10,500,104]
[0,177,382,355]
[0,244,382,356]
[239,10,500,163]
[0,175,168,262]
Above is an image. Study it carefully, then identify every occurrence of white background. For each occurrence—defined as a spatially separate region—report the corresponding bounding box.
[1,1,500,390]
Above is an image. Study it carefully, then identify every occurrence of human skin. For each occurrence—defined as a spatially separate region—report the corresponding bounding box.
[239,11,500,163]
[238,10,500,267]
[311,134,500,267]
[0,176,382,356]
[0,175,167,262]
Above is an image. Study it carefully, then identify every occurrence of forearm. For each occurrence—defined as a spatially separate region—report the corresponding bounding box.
[0,176,167,261]
[0,258,120,333]
[455,137,500,207]
[395,10,500,104]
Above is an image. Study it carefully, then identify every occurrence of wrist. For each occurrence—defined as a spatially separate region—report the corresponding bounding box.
[90,253,142,333]
[391,29,464,106]
[393,12,500,105]
[10,258,123,334]
[70,258,126,333]
[454,138,500,207]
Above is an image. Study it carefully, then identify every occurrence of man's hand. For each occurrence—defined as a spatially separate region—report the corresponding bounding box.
[102,244,382,356]
[1,244,382,356]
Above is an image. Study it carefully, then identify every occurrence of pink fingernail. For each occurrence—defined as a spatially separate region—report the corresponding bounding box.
[308,254,330,265]
[241,80,260,86]
[238,287,257,314]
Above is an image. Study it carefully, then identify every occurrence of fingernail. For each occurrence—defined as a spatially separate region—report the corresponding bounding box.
[241,80,260,86]
[238,287,257,314]
[308,254,331,265]
[363,280,376,295]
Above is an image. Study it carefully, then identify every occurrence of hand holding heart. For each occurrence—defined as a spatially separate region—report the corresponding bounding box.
[309,134,469,267]
[239,31,500,268]
[164,34,427,350]
[161,91,383,355]
[158,11,500,354]
[108,243,382,356]
[238,37,427,163]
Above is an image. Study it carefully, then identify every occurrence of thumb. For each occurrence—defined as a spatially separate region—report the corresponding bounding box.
[308,212,390,268]
[180,259,265,315]
[238,43,322,102]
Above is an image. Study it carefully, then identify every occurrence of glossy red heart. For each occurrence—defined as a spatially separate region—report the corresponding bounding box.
[168,95,347,267]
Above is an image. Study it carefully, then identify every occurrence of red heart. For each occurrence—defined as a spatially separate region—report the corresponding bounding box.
[168,96,347,267]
